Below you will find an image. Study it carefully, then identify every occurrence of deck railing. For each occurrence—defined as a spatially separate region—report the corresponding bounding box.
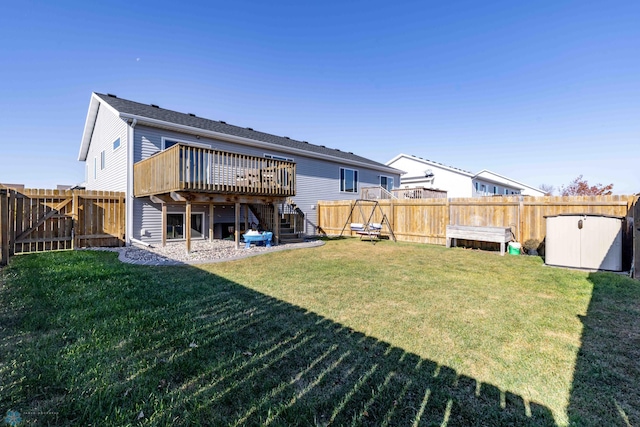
[134,144,296,197]
[392,187,448,199]
[361,186,397,200]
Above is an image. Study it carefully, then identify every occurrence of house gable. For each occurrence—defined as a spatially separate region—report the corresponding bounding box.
[386,153,474,198]
[387,153,543,198]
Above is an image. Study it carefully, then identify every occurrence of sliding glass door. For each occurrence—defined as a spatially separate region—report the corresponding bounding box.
[166,213,204,240]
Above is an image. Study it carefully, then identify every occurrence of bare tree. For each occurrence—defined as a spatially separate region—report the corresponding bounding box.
[539,184,554,196]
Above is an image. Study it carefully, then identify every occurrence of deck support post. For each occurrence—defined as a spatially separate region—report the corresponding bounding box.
[209,203,214,242]
[1,189,9,266]
[235,202,240,249]
[186,201,192,253]
[161,203,167,247]
[273,203,280,245]
[244,204,249,232]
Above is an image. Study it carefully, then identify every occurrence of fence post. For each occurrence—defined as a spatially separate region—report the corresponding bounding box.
[445,198,450,228]
[1,189,8,266]
[518,196,525,244]
[634,198,640,280]
[71,191,79,249]
[8,189,14,256]
[316,202,321,235]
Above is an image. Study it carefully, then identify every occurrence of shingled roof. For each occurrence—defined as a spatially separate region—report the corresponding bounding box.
[94,93,390,169]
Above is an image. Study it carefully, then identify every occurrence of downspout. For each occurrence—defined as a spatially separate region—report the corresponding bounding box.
[130,237,151,247]
[126,118,137,246]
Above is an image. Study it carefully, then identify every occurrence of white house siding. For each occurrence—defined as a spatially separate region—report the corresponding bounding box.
[84,104,128,191]
[521,188,545,197]
[387,156,473,198]
[131,125,399,241]
[133,198,162,241]
[471,179,521,196]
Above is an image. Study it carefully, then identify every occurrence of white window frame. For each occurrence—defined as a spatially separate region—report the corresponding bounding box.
[166,211,206,240]
[162,137,213,185]
[380,175,394,192]
[161,137,211,150]
[100,150,106,170]
[113,137,121,151]
[263,154,293,188]
[264,153,294,162]
[340,167,359,193]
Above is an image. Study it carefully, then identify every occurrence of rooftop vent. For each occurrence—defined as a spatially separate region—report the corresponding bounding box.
[348,152,353,154]
[246,127,253,131]
[151,104,160,108]
[302,141,309,143]
[219,121,226,124]
[188,113,196,117]
[320,145,326,148]
[284,136,290,139]
[107,93,117,98]
[335,148,341,151]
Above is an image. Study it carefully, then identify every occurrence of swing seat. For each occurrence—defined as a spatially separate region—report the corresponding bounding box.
[339,199,397,243]
[350,223,365,232]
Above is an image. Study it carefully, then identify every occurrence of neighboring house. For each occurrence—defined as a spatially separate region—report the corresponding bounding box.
[78,93,401,245]
[0,183,25,191]
[386,154,545,198]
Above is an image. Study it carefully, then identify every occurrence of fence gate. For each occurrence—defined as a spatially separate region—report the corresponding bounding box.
[3,189,125,259]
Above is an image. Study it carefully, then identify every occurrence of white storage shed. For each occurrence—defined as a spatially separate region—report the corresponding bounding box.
[545,214,623,271]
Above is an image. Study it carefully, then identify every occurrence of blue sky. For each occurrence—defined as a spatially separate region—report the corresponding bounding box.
[1,0,638,194]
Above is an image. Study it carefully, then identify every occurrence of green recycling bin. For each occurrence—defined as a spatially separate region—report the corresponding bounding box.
[508,242,521,255]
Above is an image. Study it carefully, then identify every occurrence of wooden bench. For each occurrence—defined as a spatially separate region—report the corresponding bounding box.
[445,225,512,256]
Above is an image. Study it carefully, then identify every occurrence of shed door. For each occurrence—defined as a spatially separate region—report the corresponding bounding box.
[546,216,582,268]
[580,216,622,271]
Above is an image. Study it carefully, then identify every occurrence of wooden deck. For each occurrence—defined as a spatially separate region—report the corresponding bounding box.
[134,144,296,199]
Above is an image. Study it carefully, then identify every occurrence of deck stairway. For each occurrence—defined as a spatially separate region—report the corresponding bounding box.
[279,216,304,244]
[248,202,305,244]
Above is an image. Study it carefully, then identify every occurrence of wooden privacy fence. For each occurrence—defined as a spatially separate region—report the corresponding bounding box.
[318,195,638,269]
[1,188,125,266]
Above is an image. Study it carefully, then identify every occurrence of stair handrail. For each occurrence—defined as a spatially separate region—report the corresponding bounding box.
[361,186,398,200]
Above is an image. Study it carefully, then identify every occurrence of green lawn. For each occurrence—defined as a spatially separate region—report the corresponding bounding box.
[1,239,638,426]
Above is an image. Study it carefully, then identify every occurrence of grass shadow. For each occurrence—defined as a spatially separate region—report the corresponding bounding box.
[567,272,640,426]
[1,250,555,426]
